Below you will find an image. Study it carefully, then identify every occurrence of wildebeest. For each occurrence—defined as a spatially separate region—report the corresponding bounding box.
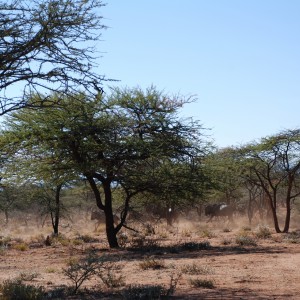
[144,204,180,226]
[91,210,120,231]
[205,203,235,222]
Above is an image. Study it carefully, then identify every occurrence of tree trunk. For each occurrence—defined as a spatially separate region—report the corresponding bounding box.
[105,213,119,248]
[262,188,281,233]
[86,175,119,248]
[283,194,292,233]
[103,182,119,248]
[53,184,62,236]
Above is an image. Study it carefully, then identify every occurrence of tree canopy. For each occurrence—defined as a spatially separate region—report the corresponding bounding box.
[1,87,211,247]
[0,0,107,115]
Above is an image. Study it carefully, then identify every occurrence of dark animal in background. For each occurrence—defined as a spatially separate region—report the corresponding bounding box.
[91,210,120,231]
[205,203,234,222]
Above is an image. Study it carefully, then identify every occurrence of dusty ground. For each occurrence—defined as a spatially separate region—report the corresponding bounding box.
[0,212,300,299]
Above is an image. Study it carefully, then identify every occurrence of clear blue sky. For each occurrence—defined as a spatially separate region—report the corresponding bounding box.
[99,1,300,148]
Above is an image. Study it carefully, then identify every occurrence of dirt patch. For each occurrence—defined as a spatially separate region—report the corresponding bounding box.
[0,215,300,299]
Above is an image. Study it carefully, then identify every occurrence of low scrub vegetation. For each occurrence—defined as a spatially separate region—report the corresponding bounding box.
[189,278,215,289]
[0,278,44,300]
[181,263,213,275]
[139,257,166,270]
[255,225,272,239]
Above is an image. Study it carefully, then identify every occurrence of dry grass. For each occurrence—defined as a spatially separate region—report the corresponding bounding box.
[0,211,299,299]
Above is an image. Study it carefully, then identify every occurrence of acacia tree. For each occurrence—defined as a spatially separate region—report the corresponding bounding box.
[2,87,209,248]
[0,0,107,114]
[240,129,300,233]
[0,104,79,235]
[203,147,244,207]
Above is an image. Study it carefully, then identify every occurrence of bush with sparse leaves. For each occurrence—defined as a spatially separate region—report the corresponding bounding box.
[0,279,44,300]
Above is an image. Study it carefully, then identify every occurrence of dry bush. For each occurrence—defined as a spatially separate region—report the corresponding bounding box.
[199,229,216,238]
[139,257,165,270]
[117,232,129,248]
[181,263,213,275]
[129,235,161,252]
[63,251,106,294]
[73,234,99,244]
[122,284,164,300]
[221,238,232,245]
[255,225,272,239]
[235,233,257,246]
[0,278,44,300]
[223,227,231,233]
[283,231,300,244]
[189,278,215,289]
[241,226,252,232]
[178,241,211,252]
[99,263,125,288]
[13,243,28,251]
[17,272,39,282]
[122,272,182,300]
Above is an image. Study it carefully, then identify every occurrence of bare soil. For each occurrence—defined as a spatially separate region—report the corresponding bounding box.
[0,212,300,299]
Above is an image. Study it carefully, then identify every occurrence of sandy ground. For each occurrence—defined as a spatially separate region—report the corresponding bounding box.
[0,213,300,299]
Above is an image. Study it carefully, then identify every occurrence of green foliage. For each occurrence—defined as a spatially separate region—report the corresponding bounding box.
[1,88,211,248]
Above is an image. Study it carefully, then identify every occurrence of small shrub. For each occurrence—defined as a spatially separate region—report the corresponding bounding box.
[283,232,300,244]
[143,223,155,236]
[63,251,107,294]
[179,241,211,251]
[158,231,168,239]
[200,230,215,238]
[165,272,182,297]
[221,238,232,245]
[242,226,252,232]
[30,234,45,244]
[45,268,56,273]
[0,236,11,247]
[255,225,271,239]
[122,284,164,300]
[45,286,67,299]
[181,263,213,275]
[0,279,44,300]
[118,232,129,248]
[129,236,160,251]
[139,257,165,270]
[13,243,28,251]
[52,234,70,246]
[189,278,215,289]
[181,228,192,237]
[99,269,125,288]
[235,235,257,246]
[72,239,84,246]
[18,272,39,282]
[74,234,98,243]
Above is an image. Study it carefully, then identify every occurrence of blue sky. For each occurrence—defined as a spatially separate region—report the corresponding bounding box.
[98,1,300,148]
